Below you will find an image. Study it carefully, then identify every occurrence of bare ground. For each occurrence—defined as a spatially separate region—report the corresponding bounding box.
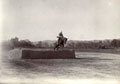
[0,48,120,84]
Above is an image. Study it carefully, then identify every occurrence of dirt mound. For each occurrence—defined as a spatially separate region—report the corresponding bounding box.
[1,48,22,60]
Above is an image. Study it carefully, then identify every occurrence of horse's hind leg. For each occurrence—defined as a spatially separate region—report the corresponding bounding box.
[54,46,56,51]
[57,46,59,50]
[54,47,55,51]
[54,44,59,51]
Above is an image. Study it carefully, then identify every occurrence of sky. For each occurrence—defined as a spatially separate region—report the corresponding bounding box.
[1,0,120,41]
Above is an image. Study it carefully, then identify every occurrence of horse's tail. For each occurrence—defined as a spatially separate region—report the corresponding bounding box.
[64,37,68,44]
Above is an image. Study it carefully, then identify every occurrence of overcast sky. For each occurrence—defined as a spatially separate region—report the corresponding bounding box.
[1,0,120,41]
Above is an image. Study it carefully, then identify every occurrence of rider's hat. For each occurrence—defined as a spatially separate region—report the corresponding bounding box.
[59,32,63,36]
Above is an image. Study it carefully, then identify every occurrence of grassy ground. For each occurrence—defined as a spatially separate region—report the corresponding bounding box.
[0,48,120,84]
[75,48,120,54]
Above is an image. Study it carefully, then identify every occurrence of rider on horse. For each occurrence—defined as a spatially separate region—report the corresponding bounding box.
[54,32,67,50]
[57,32,64,44]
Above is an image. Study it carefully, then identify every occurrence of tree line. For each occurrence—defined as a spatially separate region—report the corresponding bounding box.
[2,37,120,50]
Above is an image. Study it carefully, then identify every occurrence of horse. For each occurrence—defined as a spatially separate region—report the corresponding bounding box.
[54,37,68,50]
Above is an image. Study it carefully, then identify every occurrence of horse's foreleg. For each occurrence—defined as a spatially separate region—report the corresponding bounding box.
[56,45,60,50]
[54,45,57,51]
[54,44,59,51]
[54,47,56,51]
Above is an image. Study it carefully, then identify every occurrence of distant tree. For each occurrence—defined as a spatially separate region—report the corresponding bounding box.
[19,39,35,48]
[10,37,19,48]
[66,41,76,48]
[44,42,49,47]
[36,41,42,48]
[111,39,120,48]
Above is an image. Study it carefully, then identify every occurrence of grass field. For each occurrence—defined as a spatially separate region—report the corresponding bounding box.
[0,48,120,84]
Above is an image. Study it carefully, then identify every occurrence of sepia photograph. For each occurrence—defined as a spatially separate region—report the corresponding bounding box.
[0,0,120,84]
